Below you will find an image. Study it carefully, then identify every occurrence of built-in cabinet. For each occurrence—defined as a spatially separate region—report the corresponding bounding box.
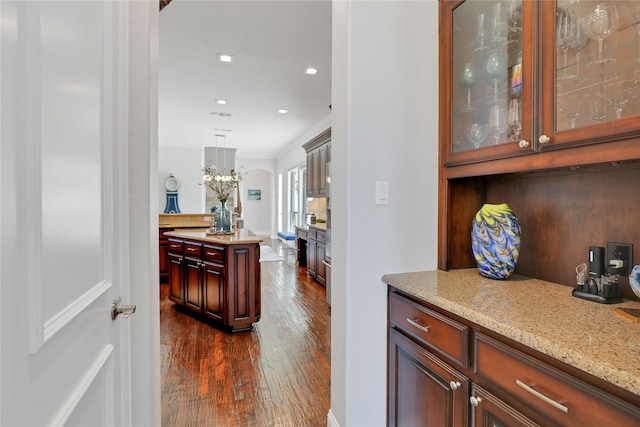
[167,236,260,332]
[439,0,640,294]
[295,225,326,286]
[303,129,331,197]
[388,287,640,426]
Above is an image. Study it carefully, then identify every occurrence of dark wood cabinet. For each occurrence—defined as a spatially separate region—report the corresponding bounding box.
[168,250,184,305]
[438,0,640,295]
[167,235,260,332]
[387,287,640,427]
[159,230,170,283]
[389,328,469,427]
[303,129,331,197]
[303,226,326,285]
[469,384,538,427]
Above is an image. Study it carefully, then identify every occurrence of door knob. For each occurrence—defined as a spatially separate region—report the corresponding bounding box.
[111,299,136,320]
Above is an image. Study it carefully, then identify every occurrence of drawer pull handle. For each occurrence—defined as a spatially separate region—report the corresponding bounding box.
[449,381,461,391]
[406,317,430,333]
[469,396,482,407]
[187,247,197,252]
[515,379,569,413]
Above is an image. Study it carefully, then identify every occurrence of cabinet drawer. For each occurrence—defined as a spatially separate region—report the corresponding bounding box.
[203,244,225,263]
[307,228,317,240]
[167,238,184,253]
[316,230,326,243]
[389,292,469,367]
[474,332,640,427]
[183,241,202,256]
[296,228,307,240]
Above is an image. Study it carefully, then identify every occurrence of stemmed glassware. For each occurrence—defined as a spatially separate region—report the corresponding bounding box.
[488,103,508,144]
[599,79,640,119]
[460,62,476,112]
[558,91,585,129]
[486,48,508,102]
[507,98,522,140]
[468,123,489,149]
[557,8,577,80]
[582,2,619,61]
[569,15,589,82]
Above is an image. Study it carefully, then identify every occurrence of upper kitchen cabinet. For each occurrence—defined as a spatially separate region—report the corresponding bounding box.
[303,129,331,197]
[440,0,640,169]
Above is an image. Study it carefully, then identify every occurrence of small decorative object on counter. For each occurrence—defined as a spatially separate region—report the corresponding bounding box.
[630,265,640,299]
[471,203,521,280]
[210,200,233,234]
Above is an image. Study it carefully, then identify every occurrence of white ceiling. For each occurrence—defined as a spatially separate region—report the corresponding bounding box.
[158,0,332,159]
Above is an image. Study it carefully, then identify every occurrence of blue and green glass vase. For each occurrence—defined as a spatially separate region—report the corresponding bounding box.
[471,203,521,280]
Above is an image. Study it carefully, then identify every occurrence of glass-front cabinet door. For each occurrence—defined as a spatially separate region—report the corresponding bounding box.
[540,0,640,150]
[442,0,640,166]
[442,0,535,166]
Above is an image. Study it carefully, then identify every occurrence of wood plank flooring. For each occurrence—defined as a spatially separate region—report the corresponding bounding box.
[160,242,331,426]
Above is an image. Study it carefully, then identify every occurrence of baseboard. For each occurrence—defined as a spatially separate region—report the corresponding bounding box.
[327,409,340,427]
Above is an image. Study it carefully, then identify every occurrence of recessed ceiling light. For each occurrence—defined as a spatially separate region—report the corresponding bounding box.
[216,99,227,105]
[277,109,289,114]
[305,67,318,75]
[217,53,233,63]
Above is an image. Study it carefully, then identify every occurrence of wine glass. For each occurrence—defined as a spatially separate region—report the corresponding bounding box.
[476,12,490,52]
[557,91,585,129]
[569,13,589,82]
[599,79,640,119]
[460,62,476,112]
[582,2,619,60]
[468,123,489,149]
[557,8,576,80]
[587,92,609,122]
[486,48,508,102]
[507,98,522,140]
[492,2,507,46]
[488,104,508,144]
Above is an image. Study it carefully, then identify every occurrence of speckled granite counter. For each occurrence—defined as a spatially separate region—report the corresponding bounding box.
[164,229,262,245]
[382,269,640,397]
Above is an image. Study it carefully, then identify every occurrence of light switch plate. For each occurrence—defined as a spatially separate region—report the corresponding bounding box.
[376,181,389,205]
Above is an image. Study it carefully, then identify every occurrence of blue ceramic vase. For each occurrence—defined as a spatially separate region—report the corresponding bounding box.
[471,203,521,280]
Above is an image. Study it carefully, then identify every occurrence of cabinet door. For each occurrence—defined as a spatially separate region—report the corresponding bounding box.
[306,152,316,196]
[159,233,169,282]
[184,257,203,313]
[441,0,535,166]
[316,242,326,285]
[539,1,640,150]
[470,384,540,427]
[168,253,184,305]
[318,145,328,195]
[388,328,469,427]
[202,261,224,322]
[307,239,317,277]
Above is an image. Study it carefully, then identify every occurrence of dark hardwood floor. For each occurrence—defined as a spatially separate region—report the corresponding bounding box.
[160,241,331,426]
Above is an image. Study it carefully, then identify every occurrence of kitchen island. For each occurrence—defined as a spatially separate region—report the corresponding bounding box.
[165,229,262,332]
[384,269,640,426]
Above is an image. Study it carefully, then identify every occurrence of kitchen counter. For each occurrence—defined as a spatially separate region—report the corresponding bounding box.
[382,268,640,397]
[296,223,327,231]
[164,229,262,245]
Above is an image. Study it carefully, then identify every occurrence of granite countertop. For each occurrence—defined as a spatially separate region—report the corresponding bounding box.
[165,229,263,245]
[382,269,640,397]
[296,223,327,231]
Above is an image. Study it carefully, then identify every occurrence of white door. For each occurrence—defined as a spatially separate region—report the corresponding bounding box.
[1,1,157,425]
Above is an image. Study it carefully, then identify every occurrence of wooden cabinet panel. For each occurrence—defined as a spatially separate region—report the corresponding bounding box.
[184,257,202,313]
[388,328,469,427]
[168,252,184,305]
[474,332,640,427]
[390,292,469,367]
[316,242,326,285]
[470,384,539,427]
[202,261,224,322]
[307,237,317,277]
[303,129,331,197]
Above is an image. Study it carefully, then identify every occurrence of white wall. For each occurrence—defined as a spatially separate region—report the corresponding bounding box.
[330,1,439,426]
[241,169,272,235]
[158,146,202,213]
